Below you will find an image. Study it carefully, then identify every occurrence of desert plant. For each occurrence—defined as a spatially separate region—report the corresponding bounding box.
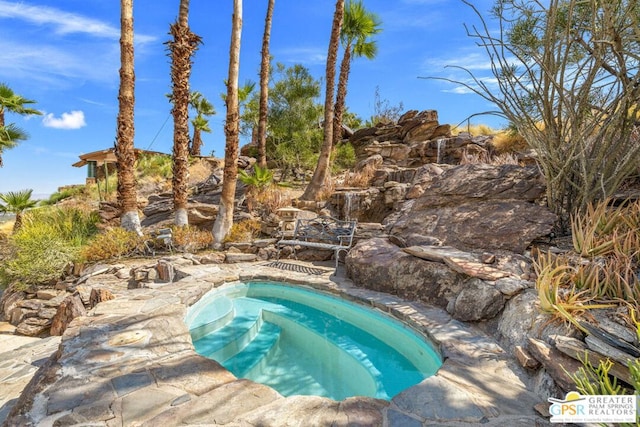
[42,186,86,205]
[432,0,640,229]
[80,227,145,262]
[1,223,78,287]
[224,219,262,243]
[343,162,376,188]
[534,251,616,331]
[239,165,274,190]
[170,225,213,252]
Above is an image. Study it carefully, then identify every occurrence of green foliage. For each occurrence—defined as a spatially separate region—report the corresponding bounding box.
[0,189,38,214]
[333,142,356,172]
[241,63,324,178]
[42,186,86,205]
[136,154,172,179]
[2,223,78,288]
[23,207,100,246]
[238,165,274,190]
[0,206,101,287]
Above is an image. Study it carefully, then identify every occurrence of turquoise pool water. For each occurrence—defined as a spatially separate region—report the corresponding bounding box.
[186,281,442,401]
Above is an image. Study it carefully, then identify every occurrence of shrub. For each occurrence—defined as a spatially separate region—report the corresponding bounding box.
[171,226,213,252]
[0,207,102,288]
[42,186,86,205]
[225,219,262,243]
[80,227,145,262]
[1,223,78,288]
[332,142,356,172]
[137,154,173,179]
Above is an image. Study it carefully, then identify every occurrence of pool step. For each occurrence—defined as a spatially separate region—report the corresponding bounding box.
[223,322,281,377]
[188,296,235,341]
[193,310,264,362]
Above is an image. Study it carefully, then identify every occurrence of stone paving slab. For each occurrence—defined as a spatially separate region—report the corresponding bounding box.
[1,261,549,426]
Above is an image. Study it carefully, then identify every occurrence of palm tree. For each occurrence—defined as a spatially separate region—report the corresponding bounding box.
[169,0,202,227]
[0,83,41,167]
[115,0,142,234]
[0,189,38,232]
[333,1,381,145]
[301,0,344,201]
[257,0,275,167]
[189,91,215,156]
[212,0,243,247]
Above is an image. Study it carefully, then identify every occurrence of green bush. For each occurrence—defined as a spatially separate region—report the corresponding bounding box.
[0,207,101,288]
[137,154,173,179]
[333,142,356,172]
[1,223,78,288]
[42,186,86,205]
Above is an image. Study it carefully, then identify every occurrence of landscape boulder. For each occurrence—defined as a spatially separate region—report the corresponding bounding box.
[388,163,556,253]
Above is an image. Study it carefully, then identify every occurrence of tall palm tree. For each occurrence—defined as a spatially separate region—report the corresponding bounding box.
[212,0,243,247]
[0,189,38,232]
[0,83,41,167]
[333,1,381,145]
[301,0,344,201]
[115,0,142,234]
[257,0,275,167]
[189,91,215,156]
[169,0,202,227]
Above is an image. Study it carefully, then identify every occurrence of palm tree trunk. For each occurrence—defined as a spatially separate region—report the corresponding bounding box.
[212,0,243,247]
[170,0,201,227]
[257,0,275,168]
[116,0,141,235]
[301,0,344,201]
[191,128,202,156]
[333,43,352,146]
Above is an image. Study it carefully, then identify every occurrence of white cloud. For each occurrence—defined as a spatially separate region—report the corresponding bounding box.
[277,47,326,65]
[0,0,156,43]
[42,111,86,130]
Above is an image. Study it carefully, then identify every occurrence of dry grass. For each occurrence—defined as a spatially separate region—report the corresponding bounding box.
[491,130,529,153]
[342,163,377,188]
[0,220,14,235]
[460,148,520,165]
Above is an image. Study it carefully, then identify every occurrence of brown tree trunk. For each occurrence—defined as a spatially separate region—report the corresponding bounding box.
[257,0,275,168]
[301,0,344,201]
[212,0,242,247]
[333,43,352,146]
[115,0,141,234]
[190,127,202,156]
[170,0,201,227]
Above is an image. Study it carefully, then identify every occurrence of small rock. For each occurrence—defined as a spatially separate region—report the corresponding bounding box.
[89,288,115,308]
[481,253,496,264]
[198,252,226,264]
[515,345,540,369]
[36,289,59,300]
[225,252,258,263]
[50,294,87,336]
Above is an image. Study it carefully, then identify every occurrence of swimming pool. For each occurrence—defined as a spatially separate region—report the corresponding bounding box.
[186,281,442,401]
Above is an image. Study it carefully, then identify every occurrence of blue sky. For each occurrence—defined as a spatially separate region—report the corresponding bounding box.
[0,0,500,197]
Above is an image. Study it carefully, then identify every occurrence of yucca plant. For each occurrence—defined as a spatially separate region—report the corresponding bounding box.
[571,199,623,257]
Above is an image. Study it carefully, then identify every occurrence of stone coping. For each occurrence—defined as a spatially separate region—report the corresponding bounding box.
[3,260,547,426]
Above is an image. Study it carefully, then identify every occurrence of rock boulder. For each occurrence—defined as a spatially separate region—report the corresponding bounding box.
[388,164,556,253]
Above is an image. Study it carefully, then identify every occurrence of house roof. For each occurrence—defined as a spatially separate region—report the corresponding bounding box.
[72,148,168,167]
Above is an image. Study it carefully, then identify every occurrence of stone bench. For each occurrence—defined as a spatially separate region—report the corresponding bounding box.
[276,216,357,273]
